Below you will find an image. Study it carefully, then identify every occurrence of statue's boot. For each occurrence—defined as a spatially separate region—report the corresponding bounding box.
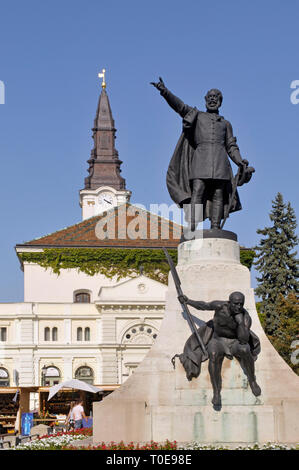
[211,201,222,229]
[212,391,221,407]
[239,352,262,397]
[191,200,203,232]
[249,379,261,397]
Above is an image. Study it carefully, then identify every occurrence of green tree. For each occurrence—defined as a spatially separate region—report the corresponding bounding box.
[254,192,299,335]
[267,293,299,375]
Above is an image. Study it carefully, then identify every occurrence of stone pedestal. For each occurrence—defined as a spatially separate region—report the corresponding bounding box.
[93,237,299,445]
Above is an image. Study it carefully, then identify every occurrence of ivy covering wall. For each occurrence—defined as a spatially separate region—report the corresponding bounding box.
[19,247,255,285]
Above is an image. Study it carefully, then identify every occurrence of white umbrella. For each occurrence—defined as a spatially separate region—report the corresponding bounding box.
[47,379,103,401]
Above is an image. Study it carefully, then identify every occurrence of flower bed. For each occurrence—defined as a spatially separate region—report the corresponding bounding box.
[15,428,92,450]
[63,440,177,450]
[180,442,298,451]
[14,430,298,451]
[66,441,298,451]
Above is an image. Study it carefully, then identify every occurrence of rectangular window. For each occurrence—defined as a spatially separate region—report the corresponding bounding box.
[0,328,7,342]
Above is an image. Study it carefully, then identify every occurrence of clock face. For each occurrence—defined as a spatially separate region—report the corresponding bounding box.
[98,192,115,209]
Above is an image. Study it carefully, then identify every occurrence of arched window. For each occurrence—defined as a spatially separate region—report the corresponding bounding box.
[75,366,94,385]
[42,366,61,386]
[44,327,50,341]
[84,327,90,341]
[74,292,90,303]
[77,327,83,341]
[122,324,158,345]
[0,368,9,387]
[52,327,58,342]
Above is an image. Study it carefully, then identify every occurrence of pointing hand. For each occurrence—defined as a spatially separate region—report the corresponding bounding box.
[150,76,166,91]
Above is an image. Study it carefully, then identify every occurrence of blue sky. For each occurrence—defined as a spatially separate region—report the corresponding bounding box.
[0,0,298,301]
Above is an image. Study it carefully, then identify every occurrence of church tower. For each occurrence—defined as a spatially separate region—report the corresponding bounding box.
[79,70,131,220]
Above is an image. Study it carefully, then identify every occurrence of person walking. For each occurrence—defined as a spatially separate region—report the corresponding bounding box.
[72,400,88,430]
[65,401,75,431]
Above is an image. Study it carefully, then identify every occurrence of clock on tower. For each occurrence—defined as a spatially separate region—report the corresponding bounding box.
[98,192,115,211]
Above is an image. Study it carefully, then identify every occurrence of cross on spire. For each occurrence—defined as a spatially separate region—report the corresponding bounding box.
[98,68,106,89]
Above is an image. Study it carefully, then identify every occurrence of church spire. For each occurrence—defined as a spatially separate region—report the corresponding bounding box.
[80,71,131,221]
[84,72,126,191]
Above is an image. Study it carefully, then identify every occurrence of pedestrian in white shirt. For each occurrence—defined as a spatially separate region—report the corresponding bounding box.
[72,400,88,430]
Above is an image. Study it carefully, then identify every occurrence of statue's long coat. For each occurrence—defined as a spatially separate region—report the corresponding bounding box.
[166,106,242,220]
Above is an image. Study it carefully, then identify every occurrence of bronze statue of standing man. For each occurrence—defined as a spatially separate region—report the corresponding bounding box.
[151,78,254,230]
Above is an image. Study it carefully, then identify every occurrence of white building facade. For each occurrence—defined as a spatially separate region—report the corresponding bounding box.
[0,274,166,389]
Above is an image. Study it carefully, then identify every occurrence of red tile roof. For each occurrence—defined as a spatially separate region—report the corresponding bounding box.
[16,204,182,249]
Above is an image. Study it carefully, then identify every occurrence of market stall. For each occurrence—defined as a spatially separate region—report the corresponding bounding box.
[0,388,18,434]
[0,386,38,434]
[39,384,117,421]
[0,384,119,434]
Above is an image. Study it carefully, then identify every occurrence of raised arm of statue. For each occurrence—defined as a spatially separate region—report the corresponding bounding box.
[178,295,225,311]
[189,299,226,311]
[151,77,192,118]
